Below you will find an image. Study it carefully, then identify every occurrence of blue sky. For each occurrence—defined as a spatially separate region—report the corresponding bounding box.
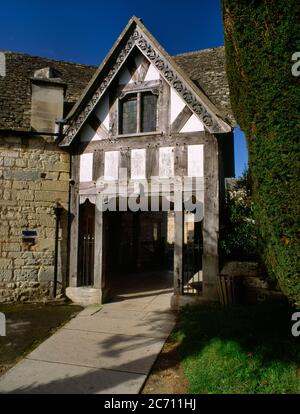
[1,0,247,176]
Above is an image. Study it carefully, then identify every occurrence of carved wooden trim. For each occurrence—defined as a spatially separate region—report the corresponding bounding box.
[118,81,161,98]
[62,27,224,146]
[117,79,160,94]
[62,33,136,146]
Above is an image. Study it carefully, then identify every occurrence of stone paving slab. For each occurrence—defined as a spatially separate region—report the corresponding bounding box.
[142,311,176,323]
[0,359,146,394]
[96,308,148,320]
[22,325,167,375]
[64,313,175,338]
[76,305,103,317]
[0,287,175,394]
[99,298,156,311]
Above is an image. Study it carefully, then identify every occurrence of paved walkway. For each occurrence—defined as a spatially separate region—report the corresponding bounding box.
[0,271,175,394]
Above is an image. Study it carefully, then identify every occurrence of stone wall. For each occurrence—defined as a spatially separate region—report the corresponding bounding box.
[0,134,70,302]
[220,261,285,304]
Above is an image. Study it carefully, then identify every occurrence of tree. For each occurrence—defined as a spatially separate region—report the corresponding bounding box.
[222,0,300,304]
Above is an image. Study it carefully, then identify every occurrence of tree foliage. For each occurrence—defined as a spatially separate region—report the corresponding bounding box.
[220,170,259,262]
[222,0,300,303]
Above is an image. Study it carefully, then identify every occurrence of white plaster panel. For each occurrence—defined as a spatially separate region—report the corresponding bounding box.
[131,149,146,179]
[188,144,204,177]
[180,114,205,133]
[79,153,93,182]
[118,66,133,85]
[159,147,174,178]
[170,88,186,124]
[94,93,110,131]
[144,63,160,81]
[104,151,119,180]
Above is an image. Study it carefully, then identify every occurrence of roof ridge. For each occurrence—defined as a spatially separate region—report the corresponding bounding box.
[174,46,224,58]
[1,50,97,69]
[1,46,225,68]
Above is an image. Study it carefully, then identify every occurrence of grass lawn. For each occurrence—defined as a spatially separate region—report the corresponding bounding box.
[0,303,82,376]
[173,302,300,394]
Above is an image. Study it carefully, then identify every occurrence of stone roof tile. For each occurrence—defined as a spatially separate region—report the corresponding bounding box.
[174,46,235,125]
[0,47,234,131]
[0,51,96,130]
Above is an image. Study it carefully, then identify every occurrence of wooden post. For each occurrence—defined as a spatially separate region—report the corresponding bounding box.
[160,79,170,135]
[202,133,219,300]
[69,154,80,287]
[174,199,184,295]
[93,149,104,181]
[94,194,105,301]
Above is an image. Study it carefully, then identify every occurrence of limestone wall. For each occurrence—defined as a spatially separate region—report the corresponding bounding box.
[0,134,70,302]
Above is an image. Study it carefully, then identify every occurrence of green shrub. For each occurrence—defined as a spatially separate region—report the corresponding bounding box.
[220,170,259,262]
[222,0,300,304]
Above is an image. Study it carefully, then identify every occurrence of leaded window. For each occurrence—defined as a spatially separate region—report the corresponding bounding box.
[119,91,157,135]
[120,94,137,135]
[141,92,157,133]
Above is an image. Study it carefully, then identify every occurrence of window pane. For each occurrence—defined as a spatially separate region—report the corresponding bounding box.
[120,95,137,134]
[141,92,157,132]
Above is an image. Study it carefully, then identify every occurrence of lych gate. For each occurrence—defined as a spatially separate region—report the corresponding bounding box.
[60,17,234,307]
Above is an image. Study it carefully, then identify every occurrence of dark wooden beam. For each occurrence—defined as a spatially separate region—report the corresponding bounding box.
[109,90,118,137]
[159,78,170,134]
[78,131,208,153]
[127,57,140,83]
[119,148,130,178]
[88,112,108,139]
[94,194,105,297]
[174,202,184,295]
[139,57,150,82]
[174,144,187,177]
[171,105,193,133]
[146,146,159,179]
[202,133,219,300]
[93,149,104,181]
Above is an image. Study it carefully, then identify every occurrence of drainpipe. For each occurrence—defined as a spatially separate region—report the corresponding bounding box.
[54,118,72,293]
[53,202,63,298]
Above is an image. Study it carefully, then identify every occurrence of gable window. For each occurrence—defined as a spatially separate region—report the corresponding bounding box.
[119,91,158,135]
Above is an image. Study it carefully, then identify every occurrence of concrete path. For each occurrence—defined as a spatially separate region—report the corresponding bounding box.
[0,274,175,394]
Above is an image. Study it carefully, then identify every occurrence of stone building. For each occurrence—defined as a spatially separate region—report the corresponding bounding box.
[0,17,234,306]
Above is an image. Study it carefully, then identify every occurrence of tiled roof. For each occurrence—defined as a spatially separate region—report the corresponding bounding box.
[0,51,96,130]
[0,47,234,131]
[174,47,235,125]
